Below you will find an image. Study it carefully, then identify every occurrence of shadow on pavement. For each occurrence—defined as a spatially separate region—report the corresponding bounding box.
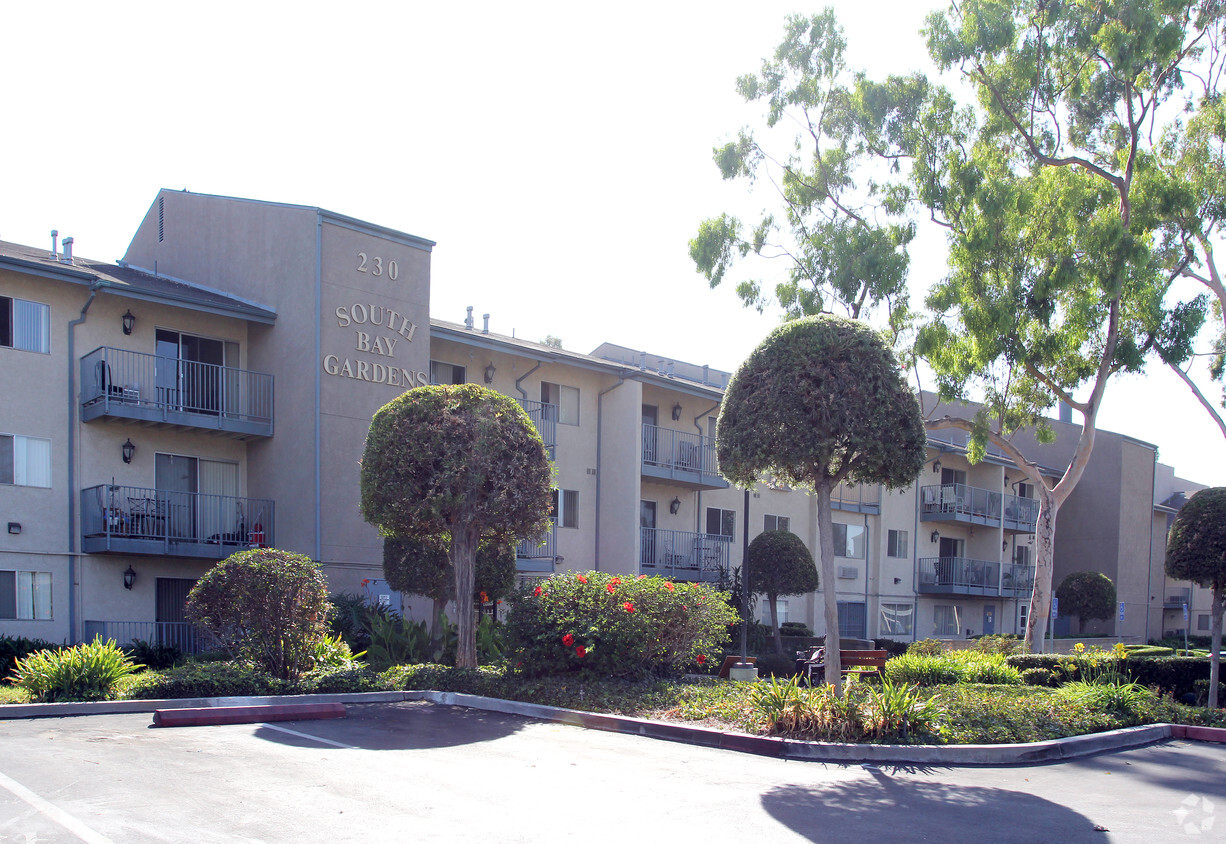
[250,701,532,751]
[762,776,1102,843]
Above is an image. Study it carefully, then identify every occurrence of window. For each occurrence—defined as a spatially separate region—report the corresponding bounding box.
[880,603,914,636]
[1018,602,1029,631]
[1013,546,1031,567]
[706,507,736,540]
[940,468,967,487]
[0,435,51,487]
[552,489,579,529]
[0,570,52,620]
[934,604,963,636]
[429,361,466,385]
[832,523,866,558]
[837,601,867,639]
[887,529,909,558]
[541,382,579,425]
[1198,614,1210,632]
[763,514,790,533]
[1017,482,1034,499]
[0,296,50,353]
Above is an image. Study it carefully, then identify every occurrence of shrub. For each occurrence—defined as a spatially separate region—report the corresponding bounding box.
[11,638,140,702]
[329,592,396,653]
[1,635,62,678]
[1055,680,1157,726]
[970,634,1023,656]
[751,674,941,743]
[364,614,433,670]
[505,571,738,678]
[1007,653,1213,698]
[123,661,286,699]
[756,653,799,678]
[123,639,183,671]
[780,621,814,637]
[906,638,947,656]
[874,638,911,658]
[187,548,331,681]
[883,653,961,686]
[293,665,385,695]
[950,651,1022,685]
[1021,667,1057,687]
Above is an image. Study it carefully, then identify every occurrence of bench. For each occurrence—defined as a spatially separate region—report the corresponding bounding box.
[800,648,888,683]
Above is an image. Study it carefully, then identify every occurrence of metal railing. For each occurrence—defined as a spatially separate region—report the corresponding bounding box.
[1165,587,1191,607]
[641,423,724,485]
[918,556,1034,596]
[639,527,730,581]
[832,481,881,513]
[81,484,274,556]
[83,620,221,655]
[516,521,557,571]
[919,483,1038,531]
[80,346,273,433]
[516,398,557,450]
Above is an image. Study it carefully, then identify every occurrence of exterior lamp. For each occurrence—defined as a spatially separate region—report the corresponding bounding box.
[121,438,136,464]
[669,497,681,515]
[484,363,496,384]
[123,565,136,590]
[671,403,682,421]
[932,458,942,473]
[930,530,940,543]
[122,309,135,335]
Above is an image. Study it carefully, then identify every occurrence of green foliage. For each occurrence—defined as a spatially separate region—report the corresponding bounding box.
[293,665,384,695]
[505,572,737,678]
[884,651,1022,687]
[906,638,947,656]
[123,661,286,700]
[364,614,433,671]
[122,639,183,671]
[1056,571,1118,631]
[11,637,140,702]
[873,638,911,658]
[970,634,1023,656]
[1055,680,1158,726]
[780,622,814,637]
[0,635,61,678]
[309,632,362,671]
[1167,488,1226,588]
[751,674,943,743]
[383,536,517,604]
[186,548,331,681]
[755,653,800,679]
[748,529,818,654]
[360,383,553,668]
[328,591,396,654]
[1021,667,1058,687]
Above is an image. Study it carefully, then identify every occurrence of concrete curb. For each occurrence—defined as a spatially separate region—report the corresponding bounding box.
[3,691,1224,765]
[153,702,346,728]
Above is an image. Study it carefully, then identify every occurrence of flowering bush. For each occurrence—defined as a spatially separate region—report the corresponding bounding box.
[505,571,739,677]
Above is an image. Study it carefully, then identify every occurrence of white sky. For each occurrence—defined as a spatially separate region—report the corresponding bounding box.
[2,0,1223,486]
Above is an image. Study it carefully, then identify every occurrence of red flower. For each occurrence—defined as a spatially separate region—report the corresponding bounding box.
[562,633,574,647]
[479,591,489,604]
[623,602,635,613]
[682,605,688,611]
[533,586,542,597]
[610,577,622,586]
[696,654,707,665]
[606,583,617,593]
[637,574,647,580]
[575,646,587,658]
[577,575,588,584]
[663,582,675,592]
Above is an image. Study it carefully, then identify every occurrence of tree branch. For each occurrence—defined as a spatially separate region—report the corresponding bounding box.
[1169,359,1226,440]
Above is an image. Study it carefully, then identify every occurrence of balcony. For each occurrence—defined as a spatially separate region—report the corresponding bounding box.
[516,398,557,454]
[832,482,880,514]
[81,347,274,439]
[641,424,729,490]
[81,483,274,559]
[920,483,1038,532]
[516,520,558,573]
[83,620,220,655]
[639,527,731,582]
[1164,587,1191,609]
[918,556,1035,597]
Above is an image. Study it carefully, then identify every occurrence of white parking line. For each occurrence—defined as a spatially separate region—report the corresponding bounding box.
[0,770,114,844]
[258,722,356,749]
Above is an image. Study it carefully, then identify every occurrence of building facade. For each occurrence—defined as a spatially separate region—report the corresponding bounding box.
[0,190,1213,649]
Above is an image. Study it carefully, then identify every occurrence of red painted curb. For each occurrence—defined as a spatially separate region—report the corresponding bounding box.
[152,702,346,728]
[1180,725,1226,744]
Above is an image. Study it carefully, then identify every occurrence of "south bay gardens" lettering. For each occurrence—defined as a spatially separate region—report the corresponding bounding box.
[322,301,427,388]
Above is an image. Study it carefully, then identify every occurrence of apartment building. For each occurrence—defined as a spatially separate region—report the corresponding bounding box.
[0,189,1212,649]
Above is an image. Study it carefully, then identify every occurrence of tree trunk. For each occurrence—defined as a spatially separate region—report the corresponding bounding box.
[769,594,783,655]
[815,479,842,696]
[430,596,447,650]
[1025,488,1059,653]
[1211,585,1223,710]
[451,526,479,669]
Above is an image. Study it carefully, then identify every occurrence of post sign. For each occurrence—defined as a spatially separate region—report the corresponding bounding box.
[1119,602,1125,622]
[1183,602,1189,622]
[1051,596,1059,619]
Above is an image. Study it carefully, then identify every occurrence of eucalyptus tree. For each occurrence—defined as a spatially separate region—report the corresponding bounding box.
[1166,487,1226,709]
[718,316,926,695]
[360,384,552,668]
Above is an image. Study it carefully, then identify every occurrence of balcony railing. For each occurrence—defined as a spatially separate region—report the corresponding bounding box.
[639,527,730,582]
[920,483,1038,532]
[516,520,557,573]
[80,347,274,438]
[516,398,557,453]
[82,620,221,655]
[918,556,1035,597]
[832,482,881,514]
[81,484,274,559]
[641,424,728,489]
[1164,587,1191,608]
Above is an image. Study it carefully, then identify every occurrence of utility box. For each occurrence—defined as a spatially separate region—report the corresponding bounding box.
[362,579,403,615]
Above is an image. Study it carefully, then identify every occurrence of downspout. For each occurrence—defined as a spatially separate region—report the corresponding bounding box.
[594,375,626,572]
[514,361,543,400]
[863,509,870,641]
[692,404,720,534]
[314,214,323,562]
[1145,452,1157,643]
[67,283,102,643]
[912,472,921,642]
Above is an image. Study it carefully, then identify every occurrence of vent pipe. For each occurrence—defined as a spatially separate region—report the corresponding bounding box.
[50,230,59,260]
[482,313,490,334]
[465,306,474,330]
[60,237,74,264]
[639,351,646,371]
[668,360,675,377]
[702,364,709,385]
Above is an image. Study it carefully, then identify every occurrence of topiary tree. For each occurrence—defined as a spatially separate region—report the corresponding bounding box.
[1166,487,1226,709]
[186,548,330,681]
[718,315,926,694]
[747,530,819,655]
[361,384,553,668]
[1056,571,1118,635]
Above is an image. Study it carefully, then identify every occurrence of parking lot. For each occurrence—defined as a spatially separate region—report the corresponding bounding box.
[1,701,1224,842]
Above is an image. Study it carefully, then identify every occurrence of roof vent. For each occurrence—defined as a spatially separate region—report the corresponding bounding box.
[49,230,59,260]
[60,237,74,265]
[639,352,647,371]
[482,313,490,334]
[465,306,474,330]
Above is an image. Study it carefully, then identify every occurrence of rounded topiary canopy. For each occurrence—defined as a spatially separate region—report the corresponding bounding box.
[1055,570,1117,624]
[747,529,819,599]
[717,315,926,489]
[383,537,517,602]
[1167,487,1226,587]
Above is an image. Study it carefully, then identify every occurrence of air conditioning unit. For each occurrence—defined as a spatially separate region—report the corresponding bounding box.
[838,566,858,579]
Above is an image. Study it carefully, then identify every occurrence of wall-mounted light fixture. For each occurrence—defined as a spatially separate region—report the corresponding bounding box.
[1002,539,1009,552]
[671,403,683,421]
[893,577,902,585]
[1003,473,1010,486]
[484,363,496,384]
[669,497,681,515]
[932,458,942,473]
[7,522,20,535]
[121,438,136,464]
[930,530,940,543]
[121,309,136,335]
[123,565,136,590]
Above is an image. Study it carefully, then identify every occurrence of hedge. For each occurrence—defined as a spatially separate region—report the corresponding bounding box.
[1006,654,1212,699]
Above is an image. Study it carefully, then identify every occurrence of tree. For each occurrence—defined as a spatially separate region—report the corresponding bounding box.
[717,315,926,694]
[186,548,330,681]
[908,0,1218,652]
[360,384,553,668]
[1166,487,1226,709]
[747,530,819,654]
[1055,571,1118,635]
[383,536,516,645]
